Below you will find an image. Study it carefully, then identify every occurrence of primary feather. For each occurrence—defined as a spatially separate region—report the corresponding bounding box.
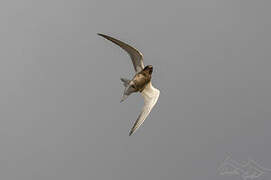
[97,33,144,73]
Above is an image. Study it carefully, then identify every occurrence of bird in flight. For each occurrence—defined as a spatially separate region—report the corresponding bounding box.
[98,33,160,136]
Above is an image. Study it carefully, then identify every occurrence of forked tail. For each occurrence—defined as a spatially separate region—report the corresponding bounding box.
[120,78,130,87]
[120,78,137,102]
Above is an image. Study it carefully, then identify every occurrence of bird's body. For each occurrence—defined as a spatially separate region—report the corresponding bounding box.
[98,33,160,136]
[133,67,152,92]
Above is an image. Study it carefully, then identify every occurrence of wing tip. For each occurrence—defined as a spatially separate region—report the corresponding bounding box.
[97,33,105,37]
[129,126,139,136]
[129,129,134,136]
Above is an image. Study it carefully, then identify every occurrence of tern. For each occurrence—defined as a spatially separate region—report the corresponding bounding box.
[98,33,160,136]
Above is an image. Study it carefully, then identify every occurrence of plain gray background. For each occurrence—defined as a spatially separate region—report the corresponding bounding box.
[0,0,271,179]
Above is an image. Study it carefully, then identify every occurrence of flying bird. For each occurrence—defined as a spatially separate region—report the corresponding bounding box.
[98,33,160,136]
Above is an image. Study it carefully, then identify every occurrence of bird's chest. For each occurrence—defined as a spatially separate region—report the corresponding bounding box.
[133,73,151,91]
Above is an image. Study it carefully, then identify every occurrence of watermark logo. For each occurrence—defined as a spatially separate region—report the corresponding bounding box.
[218,155,271,180]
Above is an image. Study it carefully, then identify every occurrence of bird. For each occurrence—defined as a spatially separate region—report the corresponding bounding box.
[98,33,160,136]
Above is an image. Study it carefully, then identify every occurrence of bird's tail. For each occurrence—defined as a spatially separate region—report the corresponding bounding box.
[120,78,130,102]
[120,78,137,103]
[120,78,130,87]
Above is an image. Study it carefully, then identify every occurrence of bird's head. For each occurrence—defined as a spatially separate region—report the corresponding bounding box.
[144,65,153,75]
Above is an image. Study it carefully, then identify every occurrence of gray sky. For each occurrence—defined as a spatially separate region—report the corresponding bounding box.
[0,0,271,179]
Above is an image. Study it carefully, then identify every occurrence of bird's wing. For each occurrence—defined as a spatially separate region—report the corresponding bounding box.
[98,33,144,73]
[129,82,160,136]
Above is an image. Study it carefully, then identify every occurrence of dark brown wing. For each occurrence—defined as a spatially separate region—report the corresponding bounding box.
[98,33,144,73]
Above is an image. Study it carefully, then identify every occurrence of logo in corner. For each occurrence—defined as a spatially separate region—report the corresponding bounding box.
[218,155,271,180]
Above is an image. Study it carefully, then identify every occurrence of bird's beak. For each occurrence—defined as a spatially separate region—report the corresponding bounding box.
[149,66,153,74]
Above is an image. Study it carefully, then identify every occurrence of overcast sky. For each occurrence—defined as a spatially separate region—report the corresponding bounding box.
[0,0,271,179]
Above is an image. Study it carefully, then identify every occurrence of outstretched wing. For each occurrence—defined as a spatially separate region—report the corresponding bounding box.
[129,82,160,136]
[98,33,144,73]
